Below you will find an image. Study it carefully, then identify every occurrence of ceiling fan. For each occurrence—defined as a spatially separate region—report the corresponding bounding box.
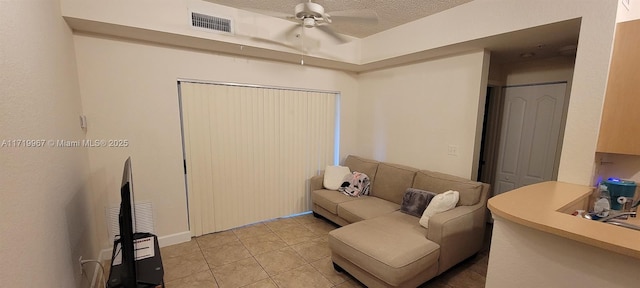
[249,0,379,44]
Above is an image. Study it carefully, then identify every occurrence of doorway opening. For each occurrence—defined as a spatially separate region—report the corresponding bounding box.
[476,85,503,186]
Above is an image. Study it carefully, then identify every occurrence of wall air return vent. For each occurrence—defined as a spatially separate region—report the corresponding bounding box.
[106,201,154,243]
[191,12,233,34]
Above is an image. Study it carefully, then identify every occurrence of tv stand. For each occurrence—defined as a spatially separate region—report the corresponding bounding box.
[107,233,165,288]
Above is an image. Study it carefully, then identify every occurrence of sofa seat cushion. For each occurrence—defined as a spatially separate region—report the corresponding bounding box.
[329,211,440,286]
[337,197,400,223]
[312,189,359,214]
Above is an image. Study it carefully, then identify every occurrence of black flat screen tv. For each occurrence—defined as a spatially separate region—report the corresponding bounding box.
[119,156,137,287]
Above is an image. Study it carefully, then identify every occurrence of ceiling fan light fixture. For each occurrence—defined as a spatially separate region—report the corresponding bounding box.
[520,52,536,58]
[303,17,315,28]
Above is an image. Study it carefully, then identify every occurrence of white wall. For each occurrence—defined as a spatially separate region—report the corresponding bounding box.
[73,34,360,249]
[357,51,489,178]
[617,0,640,22]
[486,217,640,288]
[362,0,618,185]
[502,57,575,86]
[0,0,96,287]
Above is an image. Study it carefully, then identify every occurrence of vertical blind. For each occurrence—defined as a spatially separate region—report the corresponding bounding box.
[180,82,337,236]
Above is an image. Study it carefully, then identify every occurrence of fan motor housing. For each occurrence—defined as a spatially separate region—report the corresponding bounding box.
[295,2,324,20]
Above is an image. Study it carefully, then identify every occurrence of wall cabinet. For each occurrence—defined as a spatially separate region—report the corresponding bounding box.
[597,19,640,155]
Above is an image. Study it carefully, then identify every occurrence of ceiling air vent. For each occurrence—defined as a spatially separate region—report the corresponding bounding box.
[191,12,232,33]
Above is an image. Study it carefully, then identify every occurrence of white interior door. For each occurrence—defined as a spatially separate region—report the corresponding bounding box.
[494,83,567,195]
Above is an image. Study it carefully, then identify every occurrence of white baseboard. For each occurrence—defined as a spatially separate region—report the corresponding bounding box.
[157,231,192,247]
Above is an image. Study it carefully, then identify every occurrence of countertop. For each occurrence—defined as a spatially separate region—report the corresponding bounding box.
[488,181,640,260]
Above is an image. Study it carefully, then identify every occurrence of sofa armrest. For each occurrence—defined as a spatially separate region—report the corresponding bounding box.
[310,172,325,192]
[427,202,487,274]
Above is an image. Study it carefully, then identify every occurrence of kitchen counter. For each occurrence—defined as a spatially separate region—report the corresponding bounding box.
[486,181,640,288]
[488,181,640,259]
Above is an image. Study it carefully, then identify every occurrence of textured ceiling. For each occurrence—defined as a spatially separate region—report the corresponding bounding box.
[205,0,474,38]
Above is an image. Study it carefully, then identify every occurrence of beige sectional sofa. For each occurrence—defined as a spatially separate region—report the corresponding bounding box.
[310,155,489,288]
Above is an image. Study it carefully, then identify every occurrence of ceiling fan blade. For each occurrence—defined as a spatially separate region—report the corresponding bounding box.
[249,36,303,52]
[251,23,320,52]
[278,24,322,50]
[327,9,379,24]
[241,7,296,20]
[245,21,299,43]
[316,25,349,44]
[273,23,303,42]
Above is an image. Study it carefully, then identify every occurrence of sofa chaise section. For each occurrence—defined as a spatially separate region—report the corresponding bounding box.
[310,155,490,287]
[329,211,440,287]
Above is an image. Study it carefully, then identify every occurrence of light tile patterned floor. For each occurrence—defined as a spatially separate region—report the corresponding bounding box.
[160,213,491,288]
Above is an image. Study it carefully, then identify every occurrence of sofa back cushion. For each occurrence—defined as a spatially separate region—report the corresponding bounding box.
[412,170,482,206]
[343,155,380,184]
[371,163,418,204]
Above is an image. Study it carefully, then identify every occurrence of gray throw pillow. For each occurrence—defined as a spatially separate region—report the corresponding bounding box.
[400,188,437,217]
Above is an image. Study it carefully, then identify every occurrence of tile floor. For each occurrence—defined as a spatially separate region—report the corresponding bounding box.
[156,213,491,288]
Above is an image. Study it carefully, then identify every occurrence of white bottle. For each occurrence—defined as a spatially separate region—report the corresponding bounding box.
[594,184,611,217]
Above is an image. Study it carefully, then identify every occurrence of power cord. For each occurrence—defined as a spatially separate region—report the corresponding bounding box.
[113,244,122,260]
[80,259,107,288]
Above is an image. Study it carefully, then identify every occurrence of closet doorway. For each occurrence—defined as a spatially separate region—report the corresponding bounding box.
[493,82,568,195]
